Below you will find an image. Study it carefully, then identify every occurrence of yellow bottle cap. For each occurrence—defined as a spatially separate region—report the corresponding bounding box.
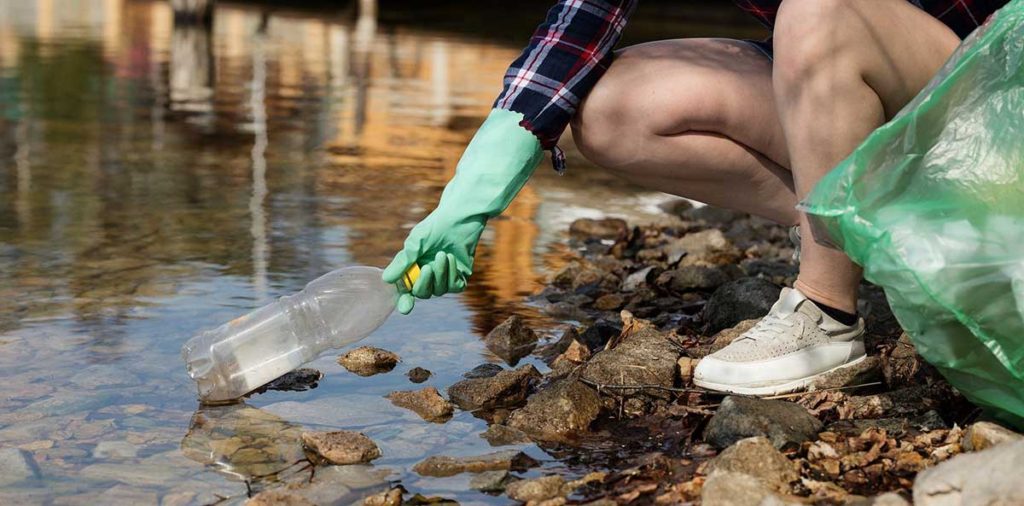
[402,264,421,291]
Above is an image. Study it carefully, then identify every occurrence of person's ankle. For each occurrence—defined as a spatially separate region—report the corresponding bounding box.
[793,279,858,325]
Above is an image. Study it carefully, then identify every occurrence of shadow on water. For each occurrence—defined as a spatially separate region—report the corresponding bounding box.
[0,0,762,503]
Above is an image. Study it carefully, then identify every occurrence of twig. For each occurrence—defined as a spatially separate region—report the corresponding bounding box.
[579,377,707,394]
[760,382,884,400]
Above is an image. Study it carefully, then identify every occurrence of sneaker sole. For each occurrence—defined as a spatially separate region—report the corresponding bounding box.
[693,354,868,397]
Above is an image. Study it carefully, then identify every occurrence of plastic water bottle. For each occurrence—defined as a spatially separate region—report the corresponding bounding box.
[182,265,418,403]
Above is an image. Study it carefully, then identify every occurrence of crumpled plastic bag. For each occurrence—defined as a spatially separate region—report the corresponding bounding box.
[800,0,1024,428]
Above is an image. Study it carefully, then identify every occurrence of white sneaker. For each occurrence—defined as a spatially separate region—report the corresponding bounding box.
[693,287,865,396]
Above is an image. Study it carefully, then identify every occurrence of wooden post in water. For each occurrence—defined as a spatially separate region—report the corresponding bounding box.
[170,0,214,26]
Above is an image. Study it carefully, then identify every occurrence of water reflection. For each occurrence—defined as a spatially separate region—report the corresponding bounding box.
[0,0,754,502]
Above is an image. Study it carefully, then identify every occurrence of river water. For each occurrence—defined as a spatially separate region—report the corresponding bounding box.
[0,1,762,504]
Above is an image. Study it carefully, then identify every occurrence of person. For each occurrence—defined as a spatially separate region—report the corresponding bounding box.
[382,0,1007,396]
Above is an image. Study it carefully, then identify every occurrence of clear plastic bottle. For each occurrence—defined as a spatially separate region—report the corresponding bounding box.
[182,266,415,403]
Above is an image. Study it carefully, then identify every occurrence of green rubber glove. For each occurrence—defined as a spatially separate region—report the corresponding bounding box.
[383,109,544,314]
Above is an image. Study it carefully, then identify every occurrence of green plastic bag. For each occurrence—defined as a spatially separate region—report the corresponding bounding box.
[800,0,1024,428]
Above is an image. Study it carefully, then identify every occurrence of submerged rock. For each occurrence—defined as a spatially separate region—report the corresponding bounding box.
[481,424,532,446]
[469,470,512,493]
[337,347,400,376]
[301,431,380,465]
[363,487,403,506]
[0,448,40,486]
[704,437,798,492]
[914,439,1024,505]
[506,475,568,503]
[704,396,823,450]
[447,365,541,412]
[412,450,539,477]
[484,315,539,366]
[386,387,454,423]
[962,421,1022,452]
[507,380,602,442]
[580,326,680,397]
[407,367,432,384]
[702,278,781,334]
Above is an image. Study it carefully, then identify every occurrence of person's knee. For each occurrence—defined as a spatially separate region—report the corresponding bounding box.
[773,0,854,90]
[570,53,645,172]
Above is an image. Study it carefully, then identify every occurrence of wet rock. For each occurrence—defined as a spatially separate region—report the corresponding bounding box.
[470,470,512,493]
[663,229,742,267]
[447,365,541,411]
[914,439,1024,505]
[507,380,602,442]
[0,448,40,486]
[464,363,504,379]
[580,326,680,398]
[484,315,539,365]
[704,437,798,492]
[363,487,403,506]
[301,431,380,465]
[93,440,138,459]
[248,490,315,506]
[700,470,794,506]
[337,347,400,376]
[702,278,781,334]
[407,367,432,383]
[569,217,629,241]
[386,387,454,423]
[808,356,882,391]
[656,266,731,293]
[594,293,626,311]
[962,421,1022,452]
[705,396,823,450]
[481,424,532,446]
[506,475,568,503]
[253,368,323,394]
[412,450,539,477]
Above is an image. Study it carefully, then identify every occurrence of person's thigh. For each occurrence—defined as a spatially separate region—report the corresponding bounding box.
[571,38,798,225]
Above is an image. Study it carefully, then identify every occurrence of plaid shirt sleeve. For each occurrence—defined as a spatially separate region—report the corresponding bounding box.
[494,0,639,171]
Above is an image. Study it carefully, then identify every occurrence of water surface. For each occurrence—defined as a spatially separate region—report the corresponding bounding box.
[0,1,761,503]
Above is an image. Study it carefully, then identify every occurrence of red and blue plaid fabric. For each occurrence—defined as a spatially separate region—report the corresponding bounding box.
[496,0,1006,171]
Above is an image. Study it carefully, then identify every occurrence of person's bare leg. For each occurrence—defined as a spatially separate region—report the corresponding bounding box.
[571,38,798,226]
[773,0,961,312]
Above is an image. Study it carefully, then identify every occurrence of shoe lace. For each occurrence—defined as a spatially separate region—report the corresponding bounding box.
[740,311,797,344]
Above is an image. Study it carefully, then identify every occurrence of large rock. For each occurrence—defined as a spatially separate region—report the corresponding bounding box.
[386,387,454,423]
[481,424,532,446]
[484,315,539,365]
[0,448,40,486]
[337,347,400,376]
[412,450,539,477]
[914,439,1024,505]
[704,396,822,450]
[656,266,731,293]
[700,470,795,506]
[469,470,512,493]
[962,421,1022,452]
[507,380,602,442]
[808,356,882,391]
[580,326,680,397]
[301,431,380,465]
[702,278,781,334]
[447,365,541,411]
[704,437,798,492]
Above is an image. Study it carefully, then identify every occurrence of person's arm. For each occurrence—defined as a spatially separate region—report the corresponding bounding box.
[384,0,638,314]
